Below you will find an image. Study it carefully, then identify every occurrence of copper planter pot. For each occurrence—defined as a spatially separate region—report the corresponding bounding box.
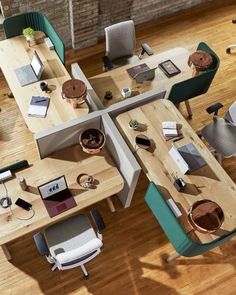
[188,199,224,234]
[79,128,106,154]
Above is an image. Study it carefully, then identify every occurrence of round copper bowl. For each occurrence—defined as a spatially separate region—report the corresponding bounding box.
[79,128,106,154]
[62,79,87,108]
[188,199,224,234]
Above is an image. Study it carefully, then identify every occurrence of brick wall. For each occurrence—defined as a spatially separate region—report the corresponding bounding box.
[69,0,99,49]
[0,0,212,49]
[0,0,71,46]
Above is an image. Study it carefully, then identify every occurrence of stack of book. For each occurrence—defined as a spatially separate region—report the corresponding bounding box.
[161,121,182,141]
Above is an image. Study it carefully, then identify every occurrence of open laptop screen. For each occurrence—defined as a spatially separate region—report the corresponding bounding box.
[31,51,44,79]
[38,175,68,199]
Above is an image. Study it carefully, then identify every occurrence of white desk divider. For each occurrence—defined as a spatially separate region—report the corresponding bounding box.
[34,63,176,208]
[102,113,141,207]
[106,90,166,117]
[71,63,104,111]
[35,111,101,159]
[35,110,141,207]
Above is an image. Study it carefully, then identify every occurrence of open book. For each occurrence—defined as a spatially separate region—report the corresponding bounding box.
[28,96,50,118]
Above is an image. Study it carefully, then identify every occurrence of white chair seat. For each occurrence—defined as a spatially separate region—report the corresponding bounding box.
[202,118,236,157]
[112,55,140,69]
[45,214,97,257]
[56,238,102,265]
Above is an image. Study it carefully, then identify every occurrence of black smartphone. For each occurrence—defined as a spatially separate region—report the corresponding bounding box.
[135,136,151,147]
[15,198,32,211]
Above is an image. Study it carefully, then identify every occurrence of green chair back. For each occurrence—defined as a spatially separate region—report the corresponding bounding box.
[3,12,65,64]
[168,42,220,104]
[145,181,236,257]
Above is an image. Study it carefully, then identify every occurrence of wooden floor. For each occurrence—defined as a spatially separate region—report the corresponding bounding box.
[1,0,236,294]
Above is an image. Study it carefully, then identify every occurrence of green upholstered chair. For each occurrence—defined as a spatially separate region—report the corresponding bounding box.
[168,42,220,118]
[3,12,65,64]
[145,181,236,262]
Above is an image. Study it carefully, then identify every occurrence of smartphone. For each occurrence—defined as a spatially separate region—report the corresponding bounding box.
[135,136,151,147]
[15,198,32,211]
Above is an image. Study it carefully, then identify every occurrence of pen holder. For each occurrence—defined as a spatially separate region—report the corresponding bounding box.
[173,177,186,192]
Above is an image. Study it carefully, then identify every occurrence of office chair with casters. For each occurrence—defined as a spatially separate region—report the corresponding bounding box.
[226,19,236,53]
[103,20,153,71]
[201,101,236,164]
[34,209,105,279]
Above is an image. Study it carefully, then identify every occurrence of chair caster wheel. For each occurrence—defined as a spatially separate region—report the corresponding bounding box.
[8,91,14,98]
[232,19,236,24]
[83,274,89,280]
[226,48,231,54]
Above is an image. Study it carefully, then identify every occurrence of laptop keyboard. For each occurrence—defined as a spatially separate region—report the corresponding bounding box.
[15,65,37,86]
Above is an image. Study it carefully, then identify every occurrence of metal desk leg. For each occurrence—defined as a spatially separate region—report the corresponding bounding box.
[106,197,116,212]
[1,244,12,261]
[166,251,180,263]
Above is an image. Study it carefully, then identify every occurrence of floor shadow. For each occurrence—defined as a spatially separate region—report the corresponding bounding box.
[5,173,236,295]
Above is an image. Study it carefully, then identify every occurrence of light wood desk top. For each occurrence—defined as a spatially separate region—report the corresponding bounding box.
[89,47,192,107]
[0,34,88,133]
[115,99,236,243]
[0,145,124,245]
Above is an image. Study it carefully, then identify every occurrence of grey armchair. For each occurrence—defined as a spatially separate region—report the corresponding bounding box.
[201,101,236,164]
[34,209,105,279]
[103,20,153,71]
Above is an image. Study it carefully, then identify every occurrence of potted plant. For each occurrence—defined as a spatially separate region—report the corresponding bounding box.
[104,90,113,100]
[129,119,139,130]
[22,27,35,42]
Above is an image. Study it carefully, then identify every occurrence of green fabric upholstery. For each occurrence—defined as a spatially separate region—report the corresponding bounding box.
[3,12,65,64]
[167,42,220,104]
[0,160,29,174]
[145,181,236,257]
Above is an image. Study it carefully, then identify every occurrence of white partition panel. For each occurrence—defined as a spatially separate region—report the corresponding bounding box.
[107,90,166,117]
[35,111,102,159]
[102,113,141,207]
[71,63,104,111]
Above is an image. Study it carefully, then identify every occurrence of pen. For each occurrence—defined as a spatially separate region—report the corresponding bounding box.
[35,99,47,103]
[173,136,184,142]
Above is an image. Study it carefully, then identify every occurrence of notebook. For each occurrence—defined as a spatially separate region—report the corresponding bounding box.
[28,96,50,118]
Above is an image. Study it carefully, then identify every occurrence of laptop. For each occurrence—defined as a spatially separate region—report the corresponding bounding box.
[38,175,76,218]
[127,63,150,78]
[178,143,207,172]
[15,51,44,86]
[133,67,157,83]
[169,143,207,174]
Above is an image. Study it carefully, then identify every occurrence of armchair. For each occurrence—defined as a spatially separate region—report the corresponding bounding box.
[168,42,220,118]
[145,181,236,262]
[103,20,153,71]
[201,101,236,164]
[34,209,105,279]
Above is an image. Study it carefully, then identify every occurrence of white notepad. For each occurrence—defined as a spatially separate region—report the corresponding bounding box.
[28,96,50,118]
